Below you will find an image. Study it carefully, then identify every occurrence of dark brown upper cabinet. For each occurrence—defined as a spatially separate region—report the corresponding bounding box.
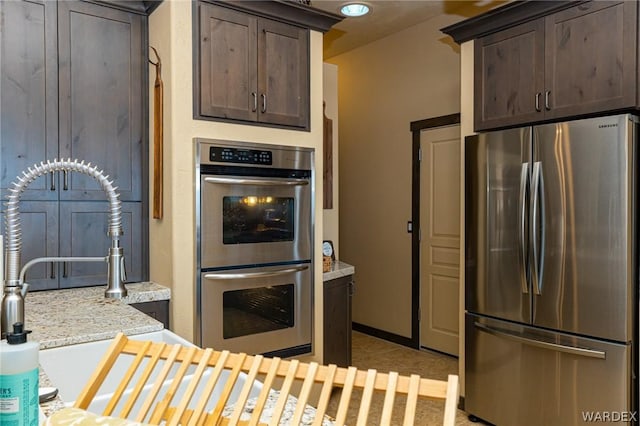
[474,19,545,131]
[57,1,144,202]
[472,1,637,131]
[196,1,337,130]
[544,2,636,121]
[0,0,146,290]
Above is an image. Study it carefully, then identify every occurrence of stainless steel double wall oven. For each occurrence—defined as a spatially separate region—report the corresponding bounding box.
[196,139,314,357]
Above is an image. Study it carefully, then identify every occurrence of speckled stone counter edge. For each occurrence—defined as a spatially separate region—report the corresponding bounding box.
[322,260,355,281]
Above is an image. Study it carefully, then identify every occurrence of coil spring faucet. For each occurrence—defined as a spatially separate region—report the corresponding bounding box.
[1,159,127,336]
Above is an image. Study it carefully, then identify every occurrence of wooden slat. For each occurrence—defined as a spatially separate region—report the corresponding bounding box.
[443,374,459,426]
[103,340,153,416]
[290,361,318,425]
[403,374,421,426]
[269,360,300,426]
[179,408,195,425]
[169,347,214,426]
[74,333,129,410]
[311,364,337,426]
[248,357,281,426]
[149,346,198,424]
[135,343,182,423]
[226,355,264,425]
[119,342,167,418]
[356,369,378,426]
[150,46,163,219]
[379,371,398,426]
[191,350,231,426]
[210,353,248,423]
[334,366,358,425]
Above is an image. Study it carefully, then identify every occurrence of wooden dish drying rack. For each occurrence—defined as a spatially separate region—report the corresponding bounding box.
[73,333,459,426]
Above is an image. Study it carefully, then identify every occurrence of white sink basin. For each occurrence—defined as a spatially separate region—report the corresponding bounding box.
[39,330,262,420]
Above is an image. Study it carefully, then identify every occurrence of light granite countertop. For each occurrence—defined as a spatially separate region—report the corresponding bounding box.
[31,281,170,417]
[322,260,355,281]
[26,281,170,350]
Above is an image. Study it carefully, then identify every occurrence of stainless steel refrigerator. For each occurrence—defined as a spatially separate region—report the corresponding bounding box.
[465,114,638,425]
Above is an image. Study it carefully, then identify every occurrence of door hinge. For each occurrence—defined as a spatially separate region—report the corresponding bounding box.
[418,228,422,241]
[418,148,422,162]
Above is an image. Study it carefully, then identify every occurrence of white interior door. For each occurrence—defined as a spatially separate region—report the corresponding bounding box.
[419,125,460,356]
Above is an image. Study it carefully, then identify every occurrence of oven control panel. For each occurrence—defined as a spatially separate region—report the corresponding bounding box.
[209,147,273,165]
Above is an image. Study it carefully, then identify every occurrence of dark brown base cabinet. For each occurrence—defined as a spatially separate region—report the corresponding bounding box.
[445,1,638,131]
[1,0,147,291]
[131,300,170,329]
[323,275,353,367]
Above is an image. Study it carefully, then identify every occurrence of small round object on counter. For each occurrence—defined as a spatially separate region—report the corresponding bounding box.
[322,241,334,258]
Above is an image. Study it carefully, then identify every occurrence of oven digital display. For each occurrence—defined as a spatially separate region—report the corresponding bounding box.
[222,284,295,339]
[222,196,294,244]
[210,146,273,165]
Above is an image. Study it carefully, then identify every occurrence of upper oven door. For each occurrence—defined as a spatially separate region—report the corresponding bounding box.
[200,173,312,268]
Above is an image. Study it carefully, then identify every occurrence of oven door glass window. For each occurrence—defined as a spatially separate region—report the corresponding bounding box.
[222,196,294,244]
[222,284,295,339]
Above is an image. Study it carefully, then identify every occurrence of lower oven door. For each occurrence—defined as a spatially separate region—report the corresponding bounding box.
[200,263,312,357]
[200,174,311,269]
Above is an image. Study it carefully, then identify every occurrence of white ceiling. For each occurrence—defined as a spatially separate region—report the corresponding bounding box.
[311,0,509,59]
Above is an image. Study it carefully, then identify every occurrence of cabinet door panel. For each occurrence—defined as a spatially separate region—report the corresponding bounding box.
[58,201,142,288]
[1,0,58,201]
[58,1,142,202]
[323,276,352,367]
[2,201,59,291]
[474,19,545,131]
[544,1,636,119]
[258,19,309,128]
[199,3,258,121]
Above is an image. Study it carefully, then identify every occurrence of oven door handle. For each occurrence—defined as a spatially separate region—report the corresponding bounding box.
[204,264,309,280]
[204,176,309,186]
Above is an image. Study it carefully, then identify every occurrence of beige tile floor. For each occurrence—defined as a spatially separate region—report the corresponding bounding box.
[325,331,480,426]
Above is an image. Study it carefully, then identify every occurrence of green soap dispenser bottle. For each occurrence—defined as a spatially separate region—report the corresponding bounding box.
[0,322,39,425]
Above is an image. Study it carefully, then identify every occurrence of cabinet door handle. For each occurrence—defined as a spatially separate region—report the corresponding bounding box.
[63,170,69,190]
[544,90,551,111]
[50,262,56,279]
[535,92,541,112]
[251,92,257,112]
[63,262,68,278]
[50,171,56,191]
[261,93,267,113]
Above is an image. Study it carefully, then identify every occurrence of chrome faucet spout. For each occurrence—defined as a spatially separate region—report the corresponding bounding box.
[2,158,127,335]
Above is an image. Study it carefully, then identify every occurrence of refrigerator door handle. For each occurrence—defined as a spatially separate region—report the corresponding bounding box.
[531,161,545,295]
[474,322,606,359]
[518,163,530,294]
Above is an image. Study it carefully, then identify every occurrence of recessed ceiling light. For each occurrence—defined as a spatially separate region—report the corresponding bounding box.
[340,3,370,17]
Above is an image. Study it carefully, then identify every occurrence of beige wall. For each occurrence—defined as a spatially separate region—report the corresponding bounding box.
[458,39,475,398]
[322,63,339,255]
[148,0,327,360]
[326,14,462,338]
